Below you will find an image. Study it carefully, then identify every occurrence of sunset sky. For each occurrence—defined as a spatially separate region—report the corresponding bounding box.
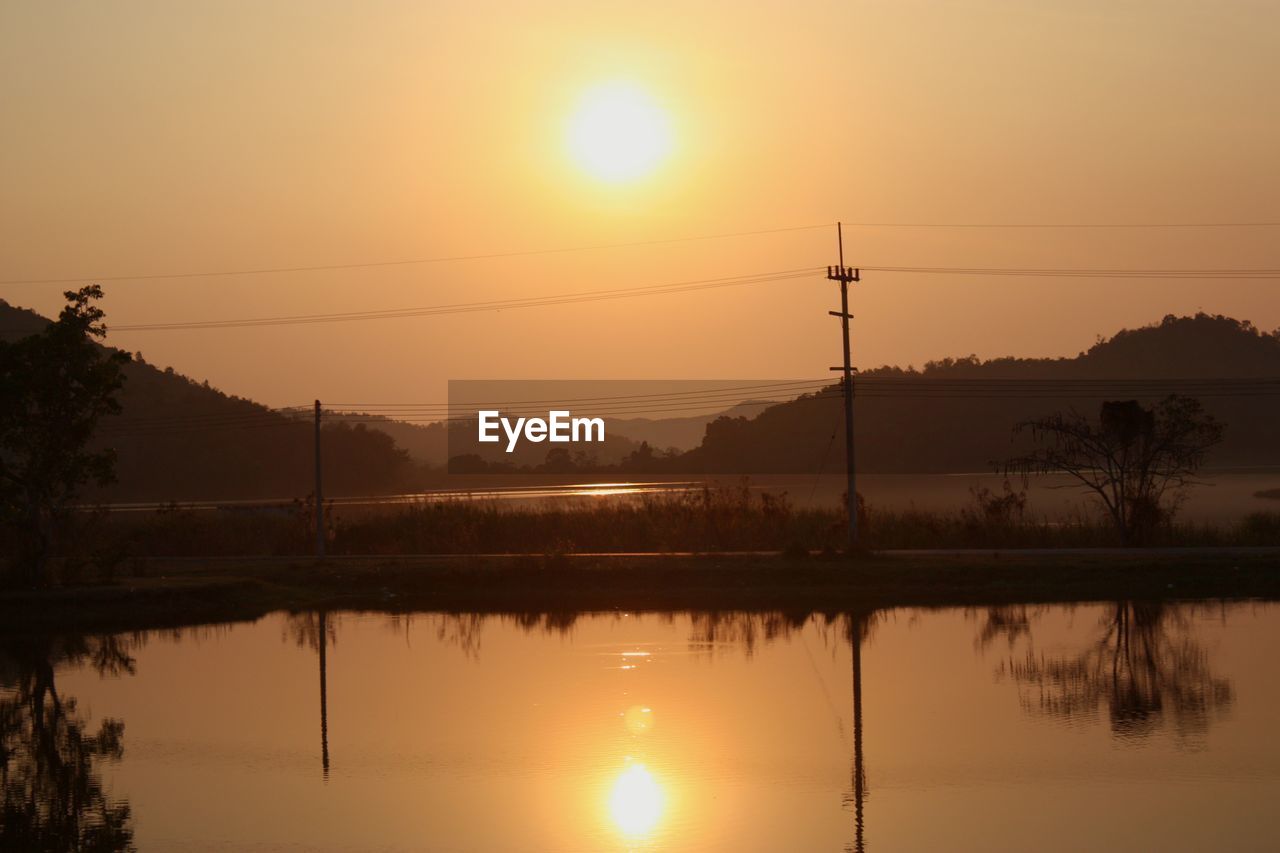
[2,0,1277,407]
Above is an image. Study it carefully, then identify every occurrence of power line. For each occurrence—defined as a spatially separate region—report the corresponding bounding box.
[93,377,1280,436]
[861,265,1280,279]
[103,376,1280,422]
[840,221,1280,229]
[6,219,1280,286]
[65,264,1280,335]
[329,379,834,410]
[0,224,830,286]
[105,268,823,332]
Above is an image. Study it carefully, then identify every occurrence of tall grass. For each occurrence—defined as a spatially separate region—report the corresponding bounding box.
[29,482,1279,576]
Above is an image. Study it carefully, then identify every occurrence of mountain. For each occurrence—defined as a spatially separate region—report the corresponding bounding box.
[1,299,420,501]
[607,400,773,452]
[669,314,1280,474]
[7,298,1277,495]
[329,400,769,466]
[330,411,644,469]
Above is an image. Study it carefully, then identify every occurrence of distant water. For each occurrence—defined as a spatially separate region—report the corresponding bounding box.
[100,472,1280,524]
[5,602,1279,851]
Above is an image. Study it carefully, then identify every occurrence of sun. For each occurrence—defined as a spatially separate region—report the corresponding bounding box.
[566,82,673,183]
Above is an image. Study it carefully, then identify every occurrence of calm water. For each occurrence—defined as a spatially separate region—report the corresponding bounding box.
[5,603,1280,851]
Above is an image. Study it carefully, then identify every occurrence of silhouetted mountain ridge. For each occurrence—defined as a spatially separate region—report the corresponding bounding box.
[2,299,418,500]
[671,314,1280,474]
[4,300,1276,491]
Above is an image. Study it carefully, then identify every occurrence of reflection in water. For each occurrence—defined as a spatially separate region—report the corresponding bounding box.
[7,603,1266,851]
[372,609,880,849]
[842,612,877,853]
[285,612,335,778]
[972,605,1034,651]
[279,605,1245,849]
[992,603,1236,743]
[685,610,816,658]
[623,705,655,735]
[608,762,664,837]
[0,634,136,851]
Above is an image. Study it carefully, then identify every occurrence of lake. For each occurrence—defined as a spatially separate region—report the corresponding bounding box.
[99,472,1280,527]
[5,602,1279,851]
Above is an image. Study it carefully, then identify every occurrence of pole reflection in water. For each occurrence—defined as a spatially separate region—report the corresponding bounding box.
[319,609,330,780]
[844,612,870,853]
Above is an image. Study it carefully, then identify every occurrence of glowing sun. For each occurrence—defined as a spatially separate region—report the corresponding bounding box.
[566,82,673,183]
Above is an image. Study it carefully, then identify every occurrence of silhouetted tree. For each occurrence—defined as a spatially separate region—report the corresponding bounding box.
[0,287,128,585]
[540,447,576,474]
[622,441,656,472]
[1002,396,1223,545]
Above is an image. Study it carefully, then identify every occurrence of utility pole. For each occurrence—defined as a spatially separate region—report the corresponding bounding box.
[827,222,860,550]
[314,399,325,558]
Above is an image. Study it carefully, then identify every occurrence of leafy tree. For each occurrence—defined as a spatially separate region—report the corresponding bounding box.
[1002,396,1223,545]
[0,286,128,585]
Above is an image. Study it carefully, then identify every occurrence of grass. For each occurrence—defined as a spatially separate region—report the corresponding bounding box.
[2,482,1278,631]
[40,482,1280,571]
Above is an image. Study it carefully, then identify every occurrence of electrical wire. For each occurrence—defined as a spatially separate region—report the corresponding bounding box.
[7,218,1280,286]
[0,224,830,285]
[860,265,1280,279]
[105,268,823,331]
[93,377,1280,437]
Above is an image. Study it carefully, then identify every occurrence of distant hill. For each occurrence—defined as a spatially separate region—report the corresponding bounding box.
[608,400,772,451]
[329,411,644,469]
[6,300,1277,494]
[669,314,1280,474]
[1,300,420,501]
[329,399,769,466]
[888,313,1280,379]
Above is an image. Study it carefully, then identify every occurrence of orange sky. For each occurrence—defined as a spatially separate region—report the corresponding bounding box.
[2,1,1278,407]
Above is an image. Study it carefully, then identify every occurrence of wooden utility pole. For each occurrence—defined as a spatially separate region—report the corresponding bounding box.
[827,222,860,550]
[314,399,325,558]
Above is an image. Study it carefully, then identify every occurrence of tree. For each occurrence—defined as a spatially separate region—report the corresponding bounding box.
[0,286,129,585]
[1002,396,1223,545]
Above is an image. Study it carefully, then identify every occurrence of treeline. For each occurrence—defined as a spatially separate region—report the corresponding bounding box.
[615,314,1280,474]
[91,358,421,500]
[1,300,423,501]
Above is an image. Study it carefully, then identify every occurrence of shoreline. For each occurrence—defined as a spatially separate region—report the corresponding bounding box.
[4,550,1280,634]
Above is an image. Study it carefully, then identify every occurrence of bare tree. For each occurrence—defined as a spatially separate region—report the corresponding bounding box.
[1002,396,1223,545]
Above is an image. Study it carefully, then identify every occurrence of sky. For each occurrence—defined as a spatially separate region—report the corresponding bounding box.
[2,0,1278,407]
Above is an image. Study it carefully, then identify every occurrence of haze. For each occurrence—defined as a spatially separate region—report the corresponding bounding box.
[2,0,1277,407]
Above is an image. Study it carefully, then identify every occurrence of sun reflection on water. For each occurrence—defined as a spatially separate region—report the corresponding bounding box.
[608,763,664,837]
[623,705,655,735]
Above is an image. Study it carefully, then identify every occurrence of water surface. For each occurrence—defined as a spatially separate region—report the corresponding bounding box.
[5,602,1279,851]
